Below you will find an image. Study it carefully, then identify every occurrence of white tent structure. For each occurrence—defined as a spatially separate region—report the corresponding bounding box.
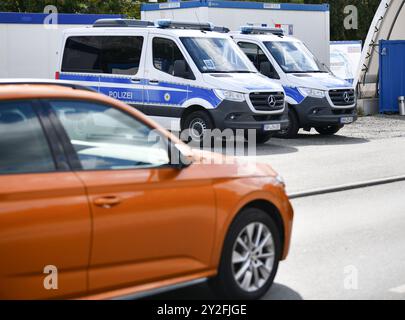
[356,0,405,114]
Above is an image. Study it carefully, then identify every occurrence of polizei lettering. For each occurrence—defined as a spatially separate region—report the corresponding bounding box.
[109,91,133,100]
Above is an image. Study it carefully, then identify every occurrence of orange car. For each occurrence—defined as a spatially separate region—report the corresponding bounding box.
[0,81,293,300]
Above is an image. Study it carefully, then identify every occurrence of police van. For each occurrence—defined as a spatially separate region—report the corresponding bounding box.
[57,19,288,144]
[231,26,357,138]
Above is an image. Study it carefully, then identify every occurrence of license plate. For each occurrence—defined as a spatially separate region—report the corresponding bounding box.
[340,117,354,124]
[264,123,281,131]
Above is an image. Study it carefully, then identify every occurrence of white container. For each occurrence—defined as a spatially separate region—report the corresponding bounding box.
[0,12,122,79]
[141,1,331,66]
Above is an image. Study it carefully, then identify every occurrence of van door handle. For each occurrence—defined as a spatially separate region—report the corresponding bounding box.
[93,196,122,209]
[149,80,159,85]
[131,78,141,84]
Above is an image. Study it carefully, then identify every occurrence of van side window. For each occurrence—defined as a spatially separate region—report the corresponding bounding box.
[102,37,144,75]
[62,36,144,75]
[0,102,56,174]
[152,37,191,78]
[238,42,280,79]
[62,37,103,73]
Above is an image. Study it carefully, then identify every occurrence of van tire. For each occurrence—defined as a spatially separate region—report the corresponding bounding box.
[257,132,273,144]
[182,111,214,143]
[209,208,281,300]
[315,125,342,136]
[275,109,299,139]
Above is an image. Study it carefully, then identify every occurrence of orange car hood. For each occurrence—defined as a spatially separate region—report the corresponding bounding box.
[187,148,278,180]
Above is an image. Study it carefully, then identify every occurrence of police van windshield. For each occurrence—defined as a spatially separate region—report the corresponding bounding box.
[181,37,256,73]
[264,41,328,74]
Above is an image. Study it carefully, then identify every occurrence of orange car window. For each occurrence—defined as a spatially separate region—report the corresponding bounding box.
[49,100,170,171]
[0,101,56,174]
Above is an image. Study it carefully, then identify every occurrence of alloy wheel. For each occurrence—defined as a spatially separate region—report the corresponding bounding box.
[231,222,275,292]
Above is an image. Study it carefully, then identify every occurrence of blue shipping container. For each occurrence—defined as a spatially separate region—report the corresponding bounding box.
[379,40,405,113]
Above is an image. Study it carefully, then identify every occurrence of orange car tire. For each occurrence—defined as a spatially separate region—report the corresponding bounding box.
[208,207,282,300]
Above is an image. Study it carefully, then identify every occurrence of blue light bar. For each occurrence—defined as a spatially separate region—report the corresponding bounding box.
[240,26,284,36]
[156,19,214,31]
[213,26,230,33]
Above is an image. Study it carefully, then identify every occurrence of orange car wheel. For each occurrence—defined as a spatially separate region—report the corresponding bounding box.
[209,207,282,300]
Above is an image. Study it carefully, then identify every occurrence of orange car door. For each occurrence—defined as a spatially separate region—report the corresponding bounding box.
[0,101,91,299]
[47,100,216,294]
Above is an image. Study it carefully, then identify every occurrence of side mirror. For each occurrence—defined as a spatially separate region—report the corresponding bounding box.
[171,143,194,169]
[260,61,279,79]
[173,60,192,79]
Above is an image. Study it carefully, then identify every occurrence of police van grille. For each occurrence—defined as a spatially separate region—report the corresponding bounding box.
[249,92,285,112]
[328,89,356,106]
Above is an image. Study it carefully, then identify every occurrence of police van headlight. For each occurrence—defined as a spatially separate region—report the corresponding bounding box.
[214,89,246,102]
[298,87,326,99]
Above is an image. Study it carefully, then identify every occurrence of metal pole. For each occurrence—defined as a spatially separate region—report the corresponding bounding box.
[399,96,405,116]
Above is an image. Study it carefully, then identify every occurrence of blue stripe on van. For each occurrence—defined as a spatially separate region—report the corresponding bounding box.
[147,81,221,107]
[59,73,222,108]
[60,74,144,104]
[60,73,99,82]
[99,86,144,104]
[147,81,189,106]
[283,86,305,104]
[187,86,222,108]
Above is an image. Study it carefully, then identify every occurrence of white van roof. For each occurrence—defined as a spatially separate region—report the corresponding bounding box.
[63,19,231,39]
[64,26,232,38]
[231,32,301,42]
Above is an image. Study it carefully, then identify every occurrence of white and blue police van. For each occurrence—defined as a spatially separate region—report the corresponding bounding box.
[231,26,357,138]
[57,19,288,144]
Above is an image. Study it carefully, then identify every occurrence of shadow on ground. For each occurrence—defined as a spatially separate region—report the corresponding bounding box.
[271,133,369,147]
[187,132,370,158]
[216,134,369,157]
[263,283,303,300]
[145,282,303,301]
[145,282,217,301]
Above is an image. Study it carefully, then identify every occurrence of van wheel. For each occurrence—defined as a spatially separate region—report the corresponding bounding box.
[315,125,342,136]
[182,111,213,143]
[275,109,299,139]
[244,131,273,144]
[209,208,281,300]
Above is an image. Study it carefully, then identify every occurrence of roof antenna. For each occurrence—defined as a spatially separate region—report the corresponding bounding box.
[194,11,204,32]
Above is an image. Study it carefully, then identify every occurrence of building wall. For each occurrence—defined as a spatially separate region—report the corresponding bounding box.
[0,24,77,79]
[142,7,209,22]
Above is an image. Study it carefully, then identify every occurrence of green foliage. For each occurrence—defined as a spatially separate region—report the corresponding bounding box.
[0,0,381,41]
[303,0,381,41]
[0,0,141,18]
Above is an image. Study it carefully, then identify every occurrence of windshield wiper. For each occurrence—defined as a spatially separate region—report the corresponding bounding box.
[233,71,256,73]
[306,70,329,73]
[205,70,255,74]
[286,70,328,74]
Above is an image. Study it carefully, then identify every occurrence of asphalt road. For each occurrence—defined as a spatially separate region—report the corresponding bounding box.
[152,181,405,300]
[252,134,405,195]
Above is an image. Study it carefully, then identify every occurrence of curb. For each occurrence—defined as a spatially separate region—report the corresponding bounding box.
[288,175,405,199]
